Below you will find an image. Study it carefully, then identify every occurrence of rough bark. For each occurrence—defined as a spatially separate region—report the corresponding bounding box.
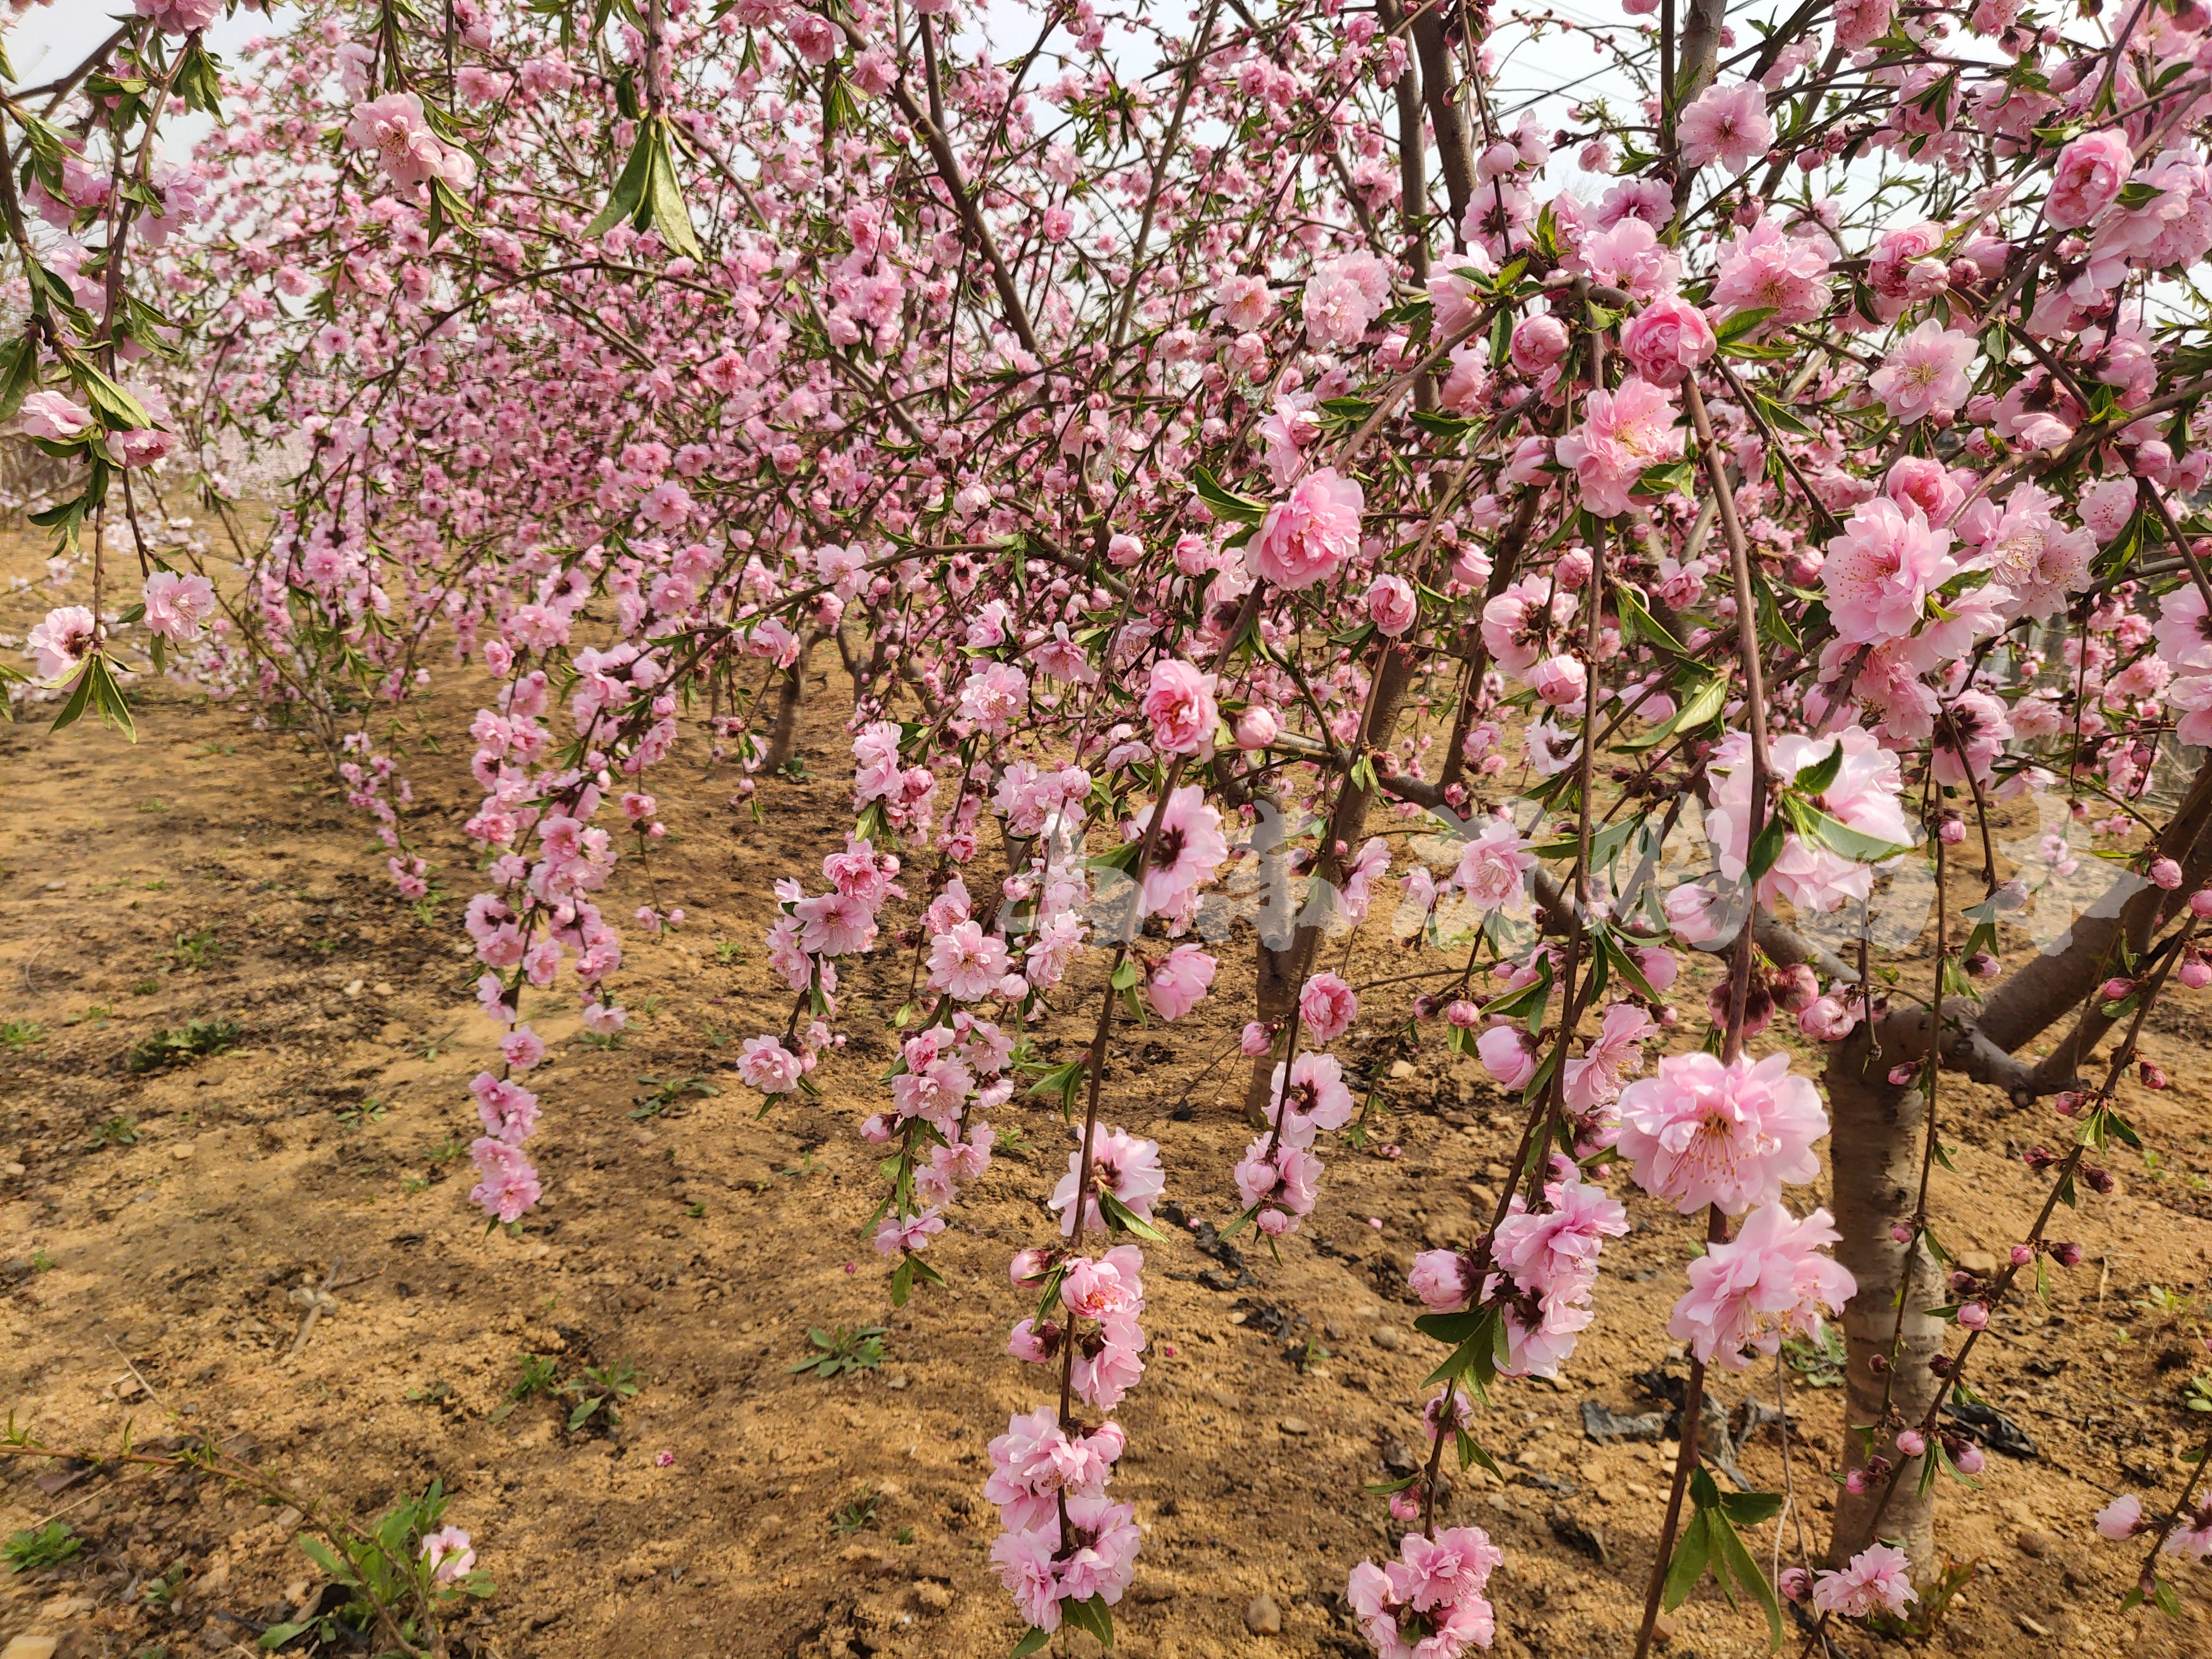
[1409,8,1475,240]
[1825,1023,1942,1569]
[761,629,816,770]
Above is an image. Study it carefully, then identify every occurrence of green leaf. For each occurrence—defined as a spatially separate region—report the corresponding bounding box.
[1010,1628,1054,1658]
[1098,1189,1166,1240]
[1746,809,1787,881]
[1713,306,1778,346]
[1412,1308,1489,1345]
[45,658,97,732]
[889,1255,916,1308]
[585,122,658,240]
[643,120,702,259]
[1637,459,1697,498]
[1746,386,1814,437]
[1363,1472,1423,1494]
[1707,1494,1785,1649]
[1780,795,1913,864]
[1192,464,1267,524]
[1618,670,1727,753]
[0,335,38,423]
[1660,1509,1714,1613]
[1614,585,1688,658]
[2118,180,2165,210]
[72,362,154,433]
[1063,1593,1114,1645]
[1790,741,1844,798]
[258,1622,314,1650]
[295,1534,356,1585]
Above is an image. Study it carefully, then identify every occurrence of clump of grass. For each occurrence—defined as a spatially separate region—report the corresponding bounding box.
[126,1017,242,1073]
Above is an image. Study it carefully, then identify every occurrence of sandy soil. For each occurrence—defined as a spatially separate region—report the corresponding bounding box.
[4,534,2212,1659]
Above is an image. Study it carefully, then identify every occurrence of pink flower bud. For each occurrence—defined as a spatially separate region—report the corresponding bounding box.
[1529,653,1587,708]
[1444,998,1481,1029]
[1938,816,1967,845]
[1964,951,2000,979]
[2054,1090,2086,1116]
[1950,1440,1985,1475]
[1233,706,1280,751]
[2191,889,2212,918]
[2140,1060,2169,1090]
[2100,977,2137,1002]
[1239,1020,1274,1057]
[2010,1244,2035,1266]
[1890,1223,1914,1243]
[1888,1063,1918,1086]
[1771,962,1819,1013]
[2179,956,2212,989]
[2149,856,2183,889]
[1956,1301,1988,1330]
[1895,1429,1927,1457]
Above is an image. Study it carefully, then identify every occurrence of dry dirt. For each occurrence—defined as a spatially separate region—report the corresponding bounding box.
[3,538,2212,1659]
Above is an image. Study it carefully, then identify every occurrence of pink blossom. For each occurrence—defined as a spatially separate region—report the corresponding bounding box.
[1138,786,1229,916]
[927,921,1011,1000]
[1299,972,1359,1045]
[1214,273,1274,331]
[1562,1001,1658,1111]
[419,1526,476,1585]
[1454,816,1537,907]
[1529,653,1587,708]
[957,662,1029,735]
[2046,129,2135,229]
[1870,320,1978,426]
[1709,220,1832,327]
[345,92,477,190]
[469,1137,542,1222]
[26,606,97,680]
[135,0,223,32]
[1302,252,1390,349]
[1146,943,1216,1020]
[1822,496,1959,646]
[18,391,93,442]
[1668,1201,1856,1369]
[1142,658,1217,754]
[500,1026,546,1070]
[1367,574,1419,636]
[1677,81,1775,175]
[1930,689,2013,787]
[2095,1493,2145,1539]
[1268,1051,1357,1143]
[1809,1542,1917,1620]
[985,1407,1125,1531]
[874,1209,946,1254]
[737,1035,804,1093]
[1510,314,1569,375]
[1409,1249,1472,1310]
[1555,376,1685,518]
[1614,1050,1828,1214]
[1233,706,1279,750]
[1252,466,1364,590]
[1477,1024,1538,1091]
[1051,1128,1165,1235]
[1619,294,1717,387]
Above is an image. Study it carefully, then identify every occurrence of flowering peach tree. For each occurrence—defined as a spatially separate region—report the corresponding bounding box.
[15,0,2212,1646]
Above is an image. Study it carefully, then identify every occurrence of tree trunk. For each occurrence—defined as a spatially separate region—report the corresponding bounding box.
[1824,1023,1942,1570]
[1244,785,1298,1121]
[762,629,816,770]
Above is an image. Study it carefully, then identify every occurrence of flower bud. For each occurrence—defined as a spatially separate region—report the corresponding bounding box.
[2149,856,2184,890]
[1891,1223,1914,1244]
[1888,1063,1918,1086]
[2139,1060,2169,1090]
[2052,1240,2083,1267]
[2191,888,2212,919]
[2010,1243,2035,1267]
[2054,1091,2086,1116]
[1867,1352,1889,1375]
[2101,976,2137,1002]
[1964,951,2000,979]
[1938,815,1967,846]
[1771,962,1819,1013]
[2083,1165,2115,1194]
[1957,1301,1989,1330]
[1233,706,1280,751]
[1929,1352,1954,1376]
[1895,1429,1927,1458]
[1950,1438,1985,1475]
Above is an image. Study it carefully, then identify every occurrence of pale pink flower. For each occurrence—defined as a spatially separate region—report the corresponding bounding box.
[873,1209,946,1255]
[1555,376,1684,517]
[1299,972,1359,1046]
[1619,294,1716,387]
[1832,0,1895,47]
[1870,320,1977,425]
[1809,1542,1917,1619]
[1614,1050,1827,1214]
[1677,81,1775,175]
[345,92,477,190]
[1562,1001,1658,1111]
[1233,704,1279,749]
[1709,220,1832,327]
[2095,1493,2145,1540]
[1301,252,1390,349]
[956,661,1029,735]
[26,606,97,680]
[2046,129,2135,229]
[1510,313,1570,375]
[1142,658,1217,754]
[927,921,1010,1000]
[1213,272,1274,331]
[985,1407,1125,1531]
[469,1137,541,1222]
[500,1027,546,1071]
[1138,786,1229,915]
[419,1526,475,1585]
[1051,1129,1165,1235]
[1931,688,2013,786]
[1477,1024,1538,1091]
[136,0,223,32]
[737,1035,803,1093]
[1703,726,1912,914]
[1269,1051,1356,1144]
[1454,816,1537,909]
[1146,943,1216,1020]
[1367,574,1419,636]
[1821,496,1958,646]
[18,391,93,442]
[1577,217,1681,301]
[1252,466,1363,590]
[1408,1249,1472,1310]
[1530,653,1587,708]
[1668,1201,1856,1369]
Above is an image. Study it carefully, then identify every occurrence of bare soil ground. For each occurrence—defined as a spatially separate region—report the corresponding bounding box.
[4,535,2212,1659]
